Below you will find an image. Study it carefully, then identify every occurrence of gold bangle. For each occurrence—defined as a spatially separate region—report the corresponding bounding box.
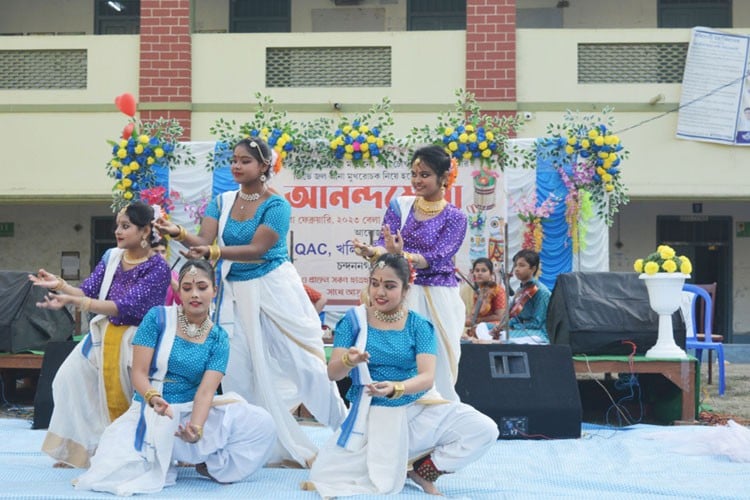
[190,423,203,440]
[389,381,405,399]
[367,248,383,264]
[173,225,187,241]
[52,277,67,292]
[143,389,161,407]
[341,352,356,369]
[208,244,221,261]
[79,297,92,313]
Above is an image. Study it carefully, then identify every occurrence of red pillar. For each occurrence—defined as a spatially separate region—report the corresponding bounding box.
[466,0,516,116]
[139,0,192,139]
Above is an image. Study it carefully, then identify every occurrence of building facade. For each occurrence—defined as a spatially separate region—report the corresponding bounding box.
[1,0,749,337]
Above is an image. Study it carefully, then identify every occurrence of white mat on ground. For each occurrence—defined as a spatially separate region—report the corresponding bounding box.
[0,418,747,499]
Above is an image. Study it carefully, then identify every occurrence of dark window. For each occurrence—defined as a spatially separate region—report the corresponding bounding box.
[658,0,732,28]
[91,216,116,270]
[407,0,466,31]
[94,1,140,35]
[230,0,291,33]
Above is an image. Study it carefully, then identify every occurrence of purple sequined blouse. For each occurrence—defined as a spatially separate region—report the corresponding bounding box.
[378,199,467,287]
[79,252,171,326]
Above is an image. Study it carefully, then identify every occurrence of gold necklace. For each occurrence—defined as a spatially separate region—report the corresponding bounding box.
[123,252,150,265]
[373,307,405,323]
[415,197,447,216]
[238,186,267,209]
[178,308,212,339]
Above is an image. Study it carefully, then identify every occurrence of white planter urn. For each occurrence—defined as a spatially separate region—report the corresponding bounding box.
[640,273,690,359]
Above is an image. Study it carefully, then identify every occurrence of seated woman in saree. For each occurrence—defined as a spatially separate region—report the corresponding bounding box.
[155,137,345,467]
[74,260,277,495]
[352,145,467,402]
[462,257,507,340]
[305,254,498,497]
[491,249,551,344]
[30,201,171,468]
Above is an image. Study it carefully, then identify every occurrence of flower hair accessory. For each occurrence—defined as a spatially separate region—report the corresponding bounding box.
[445,157,459,190]
[150,204,166,242]
[406,257,416,284]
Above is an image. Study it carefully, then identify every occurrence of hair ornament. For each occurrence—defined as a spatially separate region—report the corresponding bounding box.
[445,157,459,190]
[376,260,387,269]
[271,149,282,174]
[249,140,270,166]
[150,204,165,243]
[188,265,199,277]
[406,257,416,285]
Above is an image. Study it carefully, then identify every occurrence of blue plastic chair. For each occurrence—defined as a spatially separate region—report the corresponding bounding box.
[682,284,725,396]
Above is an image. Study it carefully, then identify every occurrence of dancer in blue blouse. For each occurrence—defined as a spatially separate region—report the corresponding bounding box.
[155,137,345,467]
[307,254,497,497]
[75,260,276,495]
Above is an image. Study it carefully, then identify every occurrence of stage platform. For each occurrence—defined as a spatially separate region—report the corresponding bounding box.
[0,417,747,499]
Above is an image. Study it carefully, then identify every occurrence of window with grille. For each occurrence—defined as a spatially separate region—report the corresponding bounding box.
[0,50,87,89]
[266,47,391,87]
[658,0,732,28]
[230,0,291,33]
[94,0,140,35]
[407,0,466,31]
[578,43,688,84]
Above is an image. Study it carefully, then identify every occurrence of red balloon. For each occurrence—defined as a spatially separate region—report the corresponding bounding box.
[114,92,137,117]
[122,122,135,140]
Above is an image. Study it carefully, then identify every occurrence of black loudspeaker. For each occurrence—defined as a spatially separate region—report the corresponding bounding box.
[455,343,582,439]
[33,341,77,430]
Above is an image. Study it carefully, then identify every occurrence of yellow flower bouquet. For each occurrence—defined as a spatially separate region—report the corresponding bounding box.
[107,93,192,211]
[634,245,693,275]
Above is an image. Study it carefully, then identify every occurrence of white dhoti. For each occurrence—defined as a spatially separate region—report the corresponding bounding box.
[407,285,465,402]
[309,395,499,498]
[41,317,136,468]
[74,393,276,496]
[219,262,347,467]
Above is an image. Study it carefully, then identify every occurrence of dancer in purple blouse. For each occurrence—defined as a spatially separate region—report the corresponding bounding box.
[353,145,468,401]
[30,201,171,468]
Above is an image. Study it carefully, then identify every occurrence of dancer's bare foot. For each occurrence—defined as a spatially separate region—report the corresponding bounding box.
[53,461,73,468]
[195,462,229,484]
[407,470,442,495]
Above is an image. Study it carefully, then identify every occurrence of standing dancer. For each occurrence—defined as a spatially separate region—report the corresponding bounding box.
[75,260,276,495]
[353,145,467,401]
[155,137,346,467]
[306,254,497,497]
[30,201,171,467]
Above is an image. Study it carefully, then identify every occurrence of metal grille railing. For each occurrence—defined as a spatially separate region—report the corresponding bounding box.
[266,46,391,87]
[578,43,688,84]
[0,49,87,89]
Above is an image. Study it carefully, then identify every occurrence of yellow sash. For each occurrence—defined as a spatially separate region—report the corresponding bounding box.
[102,323,131,422]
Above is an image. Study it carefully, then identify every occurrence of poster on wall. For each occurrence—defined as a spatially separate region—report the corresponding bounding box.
[676,27,750,145]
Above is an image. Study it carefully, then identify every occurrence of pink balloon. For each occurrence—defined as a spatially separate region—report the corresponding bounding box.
[122,122,135,140]
[114,92,136,117]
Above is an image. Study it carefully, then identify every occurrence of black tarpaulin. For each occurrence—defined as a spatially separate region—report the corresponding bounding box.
[547,272,686,355]
[0,271,74,353]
